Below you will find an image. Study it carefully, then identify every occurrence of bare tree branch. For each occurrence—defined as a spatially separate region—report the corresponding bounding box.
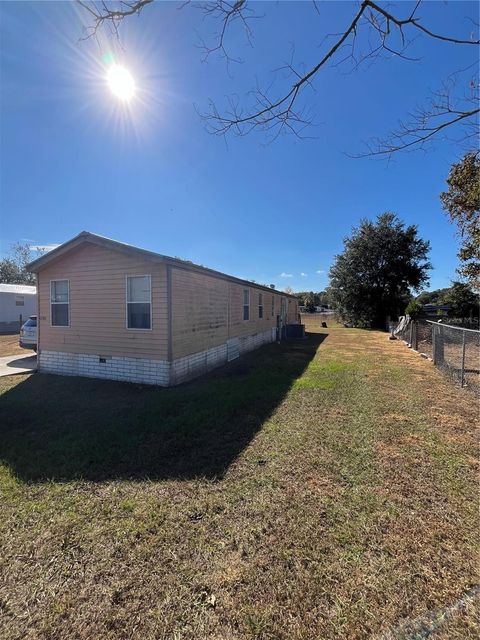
[200,1,369,137]
[196,0,479,141]
[77,0,480,153]
[356,108,479,158]
[78,0,154,39]
[353,70,480,157]
[193,1,259,64]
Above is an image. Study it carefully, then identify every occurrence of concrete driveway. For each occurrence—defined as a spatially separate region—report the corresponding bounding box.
[0,354,37,377]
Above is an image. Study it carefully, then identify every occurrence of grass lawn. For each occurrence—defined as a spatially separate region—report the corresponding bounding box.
[0,333,25,357]
[0,322,478,639]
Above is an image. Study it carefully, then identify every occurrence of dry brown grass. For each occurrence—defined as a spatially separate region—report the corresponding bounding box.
[0,334,25,357]
[0,326,478,639]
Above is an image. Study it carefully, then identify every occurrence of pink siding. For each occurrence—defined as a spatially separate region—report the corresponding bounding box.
[171,268,229,360]
[37,241,300,365]
[171,267,299,360]
[38,243,168,359]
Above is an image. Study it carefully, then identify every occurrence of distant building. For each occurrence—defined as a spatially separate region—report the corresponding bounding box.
[0,283,37,333]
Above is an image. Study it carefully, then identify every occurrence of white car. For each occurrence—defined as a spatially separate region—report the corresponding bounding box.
[19,315,37,351]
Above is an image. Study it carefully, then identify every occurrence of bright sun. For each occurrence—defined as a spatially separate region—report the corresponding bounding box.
[107,65,135,101]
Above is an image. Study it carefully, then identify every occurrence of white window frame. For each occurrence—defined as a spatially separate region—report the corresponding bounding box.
[258,292,263,319]
[126,275,152,331]
[50,279,70,327]
[243,288,250,321]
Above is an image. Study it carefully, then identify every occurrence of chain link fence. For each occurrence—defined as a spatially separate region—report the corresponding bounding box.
[392,317,480,393]
[430,321,480,391]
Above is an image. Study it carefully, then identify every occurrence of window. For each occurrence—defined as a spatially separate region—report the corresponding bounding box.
[271,295,275,318]
[127,275,151,329]
[258,293,263,319]
[51,280,69,326]
[281,297,286,319]
[24,317,37,328]
[243,288,250,320]
[15,295,24,306]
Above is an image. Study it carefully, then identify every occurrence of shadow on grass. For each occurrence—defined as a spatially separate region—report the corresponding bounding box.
[0,333,327,482]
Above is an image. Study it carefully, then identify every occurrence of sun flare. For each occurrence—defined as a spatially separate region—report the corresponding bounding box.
[107,64,135,101]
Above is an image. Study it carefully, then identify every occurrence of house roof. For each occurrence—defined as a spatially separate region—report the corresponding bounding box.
[0,283,36,295]
[423,304,451,311]
[27,231,298,298]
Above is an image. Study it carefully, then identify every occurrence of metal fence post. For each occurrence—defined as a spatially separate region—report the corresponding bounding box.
[425,320,479,392]
[461,329,466,387]
[432,324,436,364]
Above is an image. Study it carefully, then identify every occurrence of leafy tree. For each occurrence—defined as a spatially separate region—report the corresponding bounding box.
[439,281,479,319]
[440,152,480,290]
[0,243,38,285]
[329,213,431,328]
[412,282,478,319]
[316,291,330,308]
[415,288,450,306]
[303,292,316,313]
[405,299,423,318]
[296,290,330,311]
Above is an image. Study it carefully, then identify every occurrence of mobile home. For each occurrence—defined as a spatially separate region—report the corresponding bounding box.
[27,232,299,386]
[0,283,37,333]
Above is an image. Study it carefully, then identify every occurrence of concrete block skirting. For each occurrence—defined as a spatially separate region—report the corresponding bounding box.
[38,328,276,386]
[239,327,277,354]
[38,351,170,386]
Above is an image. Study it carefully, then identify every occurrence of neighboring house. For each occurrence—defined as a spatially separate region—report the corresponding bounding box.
[0,283,37,333]
[422,304,451,316]
[27,232,299,386]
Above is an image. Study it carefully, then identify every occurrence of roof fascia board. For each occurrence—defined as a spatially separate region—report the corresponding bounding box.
[26,235,87,271]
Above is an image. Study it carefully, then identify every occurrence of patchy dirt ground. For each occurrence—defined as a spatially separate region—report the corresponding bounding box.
[0,324,478,639]
[0,334,24,357]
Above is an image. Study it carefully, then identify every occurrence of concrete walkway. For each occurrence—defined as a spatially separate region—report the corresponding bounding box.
[0,354,37,377]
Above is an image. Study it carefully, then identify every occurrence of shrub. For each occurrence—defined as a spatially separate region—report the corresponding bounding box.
[405,299,423,318]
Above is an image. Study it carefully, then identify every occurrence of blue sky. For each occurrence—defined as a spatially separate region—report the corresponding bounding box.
[0,1,478,292]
